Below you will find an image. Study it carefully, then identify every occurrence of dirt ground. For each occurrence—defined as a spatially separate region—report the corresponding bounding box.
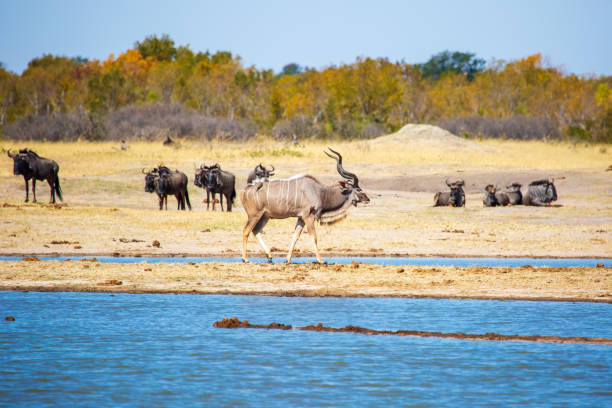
[1,131,610,301]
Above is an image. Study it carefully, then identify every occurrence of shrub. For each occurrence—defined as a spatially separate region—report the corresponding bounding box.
[437,115,560,140]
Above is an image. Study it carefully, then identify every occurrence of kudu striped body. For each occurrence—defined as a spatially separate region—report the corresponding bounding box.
[240,148,369,264]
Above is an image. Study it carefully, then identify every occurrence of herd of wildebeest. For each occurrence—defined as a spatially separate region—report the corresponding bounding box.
[6,147,559,263]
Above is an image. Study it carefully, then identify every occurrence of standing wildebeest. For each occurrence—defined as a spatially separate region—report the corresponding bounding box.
[246,163,275,185]
[433,179,465,207]
[483,184,510,207]
[205,164,236,212]
[240,147,370,264]
[523,179,557,206]
[7,148,62,203]
[143,166,191,210]
[194,164,215,209]
[505,183,523,205]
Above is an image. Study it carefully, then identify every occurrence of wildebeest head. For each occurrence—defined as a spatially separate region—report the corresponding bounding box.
[143,168,159,193]
[194,165,209,188]
[206,164,223,190]
[446,179,465,206]
[7,149,32,176]
[255,163,275,180]
[325,147,370,206]
[484,184,499,206]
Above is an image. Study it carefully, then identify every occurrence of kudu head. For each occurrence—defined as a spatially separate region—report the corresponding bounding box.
[324,147,370,206]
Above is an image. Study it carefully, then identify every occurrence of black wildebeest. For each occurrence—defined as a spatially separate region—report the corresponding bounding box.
[143,166,191,210]
[433,179,465,207]
[483,184,510,207]
[240,147,370,264]
[7,148,62,203]
[523,179,557,206]
[204,164,236,212]
[505,183,523,205]
[246,163,275,185]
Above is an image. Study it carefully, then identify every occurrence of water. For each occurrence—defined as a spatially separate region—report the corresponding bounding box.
[1,292,610,407]
[1,255,610,268]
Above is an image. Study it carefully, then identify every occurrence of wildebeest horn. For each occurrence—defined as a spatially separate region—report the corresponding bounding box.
[446,178,451,187]
[7,149,15,158]
[268,164,275,173]
[141,168,148,174]
[325,147,359,186]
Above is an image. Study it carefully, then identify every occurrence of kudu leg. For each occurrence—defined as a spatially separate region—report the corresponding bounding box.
[286,218,305,263]
[253,216,271,262]
[305,216,323,264]
[242,212,265,263]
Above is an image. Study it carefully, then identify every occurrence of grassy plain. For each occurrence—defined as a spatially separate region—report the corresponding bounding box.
[1,127,611,300]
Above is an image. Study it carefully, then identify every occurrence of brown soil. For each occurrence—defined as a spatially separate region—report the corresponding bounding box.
[214,317,612,345]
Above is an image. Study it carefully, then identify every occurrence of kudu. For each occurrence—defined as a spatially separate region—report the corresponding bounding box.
[8,148,62,203]
[240,148,369,264]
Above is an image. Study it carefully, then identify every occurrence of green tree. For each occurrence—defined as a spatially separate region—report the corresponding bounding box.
[135,34,177,62]
[420,51,485,81]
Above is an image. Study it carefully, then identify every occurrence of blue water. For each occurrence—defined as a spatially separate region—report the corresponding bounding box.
[1,255,610,268]
[1,292,610,407]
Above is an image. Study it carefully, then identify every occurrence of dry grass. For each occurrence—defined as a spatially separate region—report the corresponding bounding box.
[1,133,611,300]
[1,260,610,302]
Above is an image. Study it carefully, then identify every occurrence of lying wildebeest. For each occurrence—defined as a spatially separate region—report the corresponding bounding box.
[433,179,465,207]
[505,183,523,205]
[143,166,191,210]
[241,147,369,264]
[483,184,510,207]
[523,179,557,206]
[7,148,62,203]
[205,164,236,212]
[247,163,275,184]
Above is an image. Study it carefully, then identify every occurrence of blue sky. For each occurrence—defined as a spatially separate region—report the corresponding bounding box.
[1,0,610,76]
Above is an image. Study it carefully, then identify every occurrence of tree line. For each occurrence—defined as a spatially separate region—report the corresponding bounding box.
[1,34,610,143]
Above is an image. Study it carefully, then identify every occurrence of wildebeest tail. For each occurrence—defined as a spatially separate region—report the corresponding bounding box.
[433,192,440,206]
[55,177,63,202]
[230,187,236,204]
[184,188,192,210]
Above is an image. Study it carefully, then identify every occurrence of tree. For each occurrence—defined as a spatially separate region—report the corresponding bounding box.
[420,51,485,81]
[280,63,303,76]
[135,34,177,62]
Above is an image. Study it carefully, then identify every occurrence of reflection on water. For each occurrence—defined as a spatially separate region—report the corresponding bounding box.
[1,293,610,407]
[0,255,610,268]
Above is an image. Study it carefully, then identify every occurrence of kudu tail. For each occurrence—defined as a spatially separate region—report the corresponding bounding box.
[55,176,63,202]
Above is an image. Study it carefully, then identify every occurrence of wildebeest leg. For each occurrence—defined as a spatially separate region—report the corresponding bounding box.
[32,179,37,203]
[163,195,168,210]
[253,215,271,262]
[176,193,183,210]
[242,211,265,263]
[48,179,55,203]
[24,178,29,202]
[219,193,224,212]
[286,218,305,263]
[226,193,232,212]
[304,215,323,264]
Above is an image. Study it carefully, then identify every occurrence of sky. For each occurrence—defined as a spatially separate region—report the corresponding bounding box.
[1,0,610,76]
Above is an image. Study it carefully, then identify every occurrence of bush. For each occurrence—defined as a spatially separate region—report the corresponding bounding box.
[2,112,100,141]
[437,115,560,140]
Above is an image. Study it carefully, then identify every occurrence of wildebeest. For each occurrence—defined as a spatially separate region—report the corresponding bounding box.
[247,163,275,185]
[505,183,523,205]
[7,148,62,203]
[143,166,191,210]
[205,164,236,212]
[523,179,557,206]
[194,164,213,209]
[483,184,510,207]
[433,179,465,207]
[240,147,370,264]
